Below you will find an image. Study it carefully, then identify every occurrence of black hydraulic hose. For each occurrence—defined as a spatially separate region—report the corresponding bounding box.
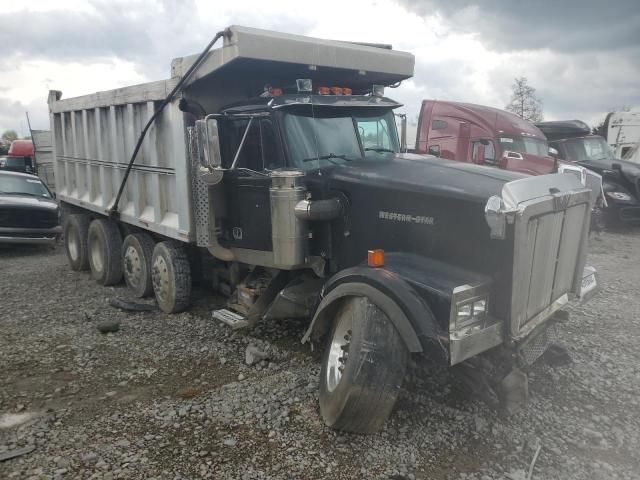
[108,29,228,218]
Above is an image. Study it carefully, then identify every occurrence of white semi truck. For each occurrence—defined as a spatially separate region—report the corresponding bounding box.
[50,26,598,433]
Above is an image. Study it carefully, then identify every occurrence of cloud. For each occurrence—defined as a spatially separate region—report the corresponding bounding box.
[399,0,640,53]
[0,0,638,136]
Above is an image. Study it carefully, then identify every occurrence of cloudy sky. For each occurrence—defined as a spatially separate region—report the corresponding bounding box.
[1,0,639,137]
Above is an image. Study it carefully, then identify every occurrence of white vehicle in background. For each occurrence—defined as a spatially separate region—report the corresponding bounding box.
[606,109,640,163]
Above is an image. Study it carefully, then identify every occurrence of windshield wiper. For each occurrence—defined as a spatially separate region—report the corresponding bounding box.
[302,153,355,163]
[364,147,395,153]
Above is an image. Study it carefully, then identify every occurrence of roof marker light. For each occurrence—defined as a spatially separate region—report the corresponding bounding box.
[330,87,344,96]
[342,87,352,95]
[318,86,331,95]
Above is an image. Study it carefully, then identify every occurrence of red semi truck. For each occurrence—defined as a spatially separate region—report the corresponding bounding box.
[414,100,556,175]
[413,100,603,209]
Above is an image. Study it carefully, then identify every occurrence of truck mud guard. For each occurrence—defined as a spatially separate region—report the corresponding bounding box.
[302,265,449,364]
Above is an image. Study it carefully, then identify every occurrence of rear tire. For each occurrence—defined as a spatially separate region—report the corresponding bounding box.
[319,296,408,434]
[151,241,191,313]
[122,233,155,298]
[64,214,90,271]
[88,218,123,285]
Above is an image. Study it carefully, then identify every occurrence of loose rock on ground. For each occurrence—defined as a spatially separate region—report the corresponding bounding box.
[1,231,639,479]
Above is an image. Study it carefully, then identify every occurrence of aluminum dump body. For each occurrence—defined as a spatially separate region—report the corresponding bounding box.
[49,25,414,241]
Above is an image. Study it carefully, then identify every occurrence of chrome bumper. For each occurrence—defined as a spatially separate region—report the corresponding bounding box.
[0,226,62,245]
[450,265,599,366]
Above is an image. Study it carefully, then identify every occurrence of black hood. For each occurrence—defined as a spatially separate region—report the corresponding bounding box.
[315,153,523,204]
[0,194,58,210]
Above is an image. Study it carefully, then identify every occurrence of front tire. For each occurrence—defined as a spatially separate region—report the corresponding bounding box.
[151,241,191,313]
[88,218,123,285]
[319,296,408,434]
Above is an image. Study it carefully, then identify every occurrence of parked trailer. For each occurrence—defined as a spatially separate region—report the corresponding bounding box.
[50,25,599,433]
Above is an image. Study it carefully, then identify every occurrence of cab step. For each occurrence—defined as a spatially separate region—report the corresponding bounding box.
[212,308,248,330]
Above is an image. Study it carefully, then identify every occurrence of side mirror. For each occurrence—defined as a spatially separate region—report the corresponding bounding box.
[397,113,407,153]
[195,118,223,185]
[548,147,559,158]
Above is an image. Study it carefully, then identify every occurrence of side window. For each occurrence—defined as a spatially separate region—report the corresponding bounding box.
[428,144,440,157]
[471,140,496,165]
[358,119,392,150]
[219,117,280,171]
[432,120,448,130]
[260,120,281,170]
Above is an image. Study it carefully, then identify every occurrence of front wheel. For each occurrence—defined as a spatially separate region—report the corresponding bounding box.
[319,296,408,434]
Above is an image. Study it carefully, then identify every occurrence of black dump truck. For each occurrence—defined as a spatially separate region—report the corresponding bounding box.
[50,26,598,433]
[537,119,640,225]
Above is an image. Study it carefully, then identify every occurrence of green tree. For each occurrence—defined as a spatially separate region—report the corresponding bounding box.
[1,130,18,144]
[505,77,544,122]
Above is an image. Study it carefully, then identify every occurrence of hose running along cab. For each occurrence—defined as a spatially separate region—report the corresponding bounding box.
[49,26,599,433]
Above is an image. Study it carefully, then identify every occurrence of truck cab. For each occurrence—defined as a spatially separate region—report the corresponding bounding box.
[2,140,36,174]
[415,100,556,175]
[537,120,640,224]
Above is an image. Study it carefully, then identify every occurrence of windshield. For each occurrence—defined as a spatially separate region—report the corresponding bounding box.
[283,109,399,170]
[498,136,548,157]
[0,174,51,198]
[561,136,616,162]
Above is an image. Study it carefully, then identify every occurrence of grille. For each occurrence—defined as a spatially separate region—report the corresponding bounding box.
[511,197,589,338]
[0,208,58,229]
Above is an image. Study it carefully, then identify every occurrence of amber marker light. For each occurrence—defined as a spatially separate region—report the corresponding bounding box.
[367,249,385,268]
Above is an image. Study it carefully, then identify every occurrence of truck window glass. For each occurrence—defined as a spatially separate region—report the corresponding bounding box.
[219,118,279,171]
[283,110,399,170]
[472,140,496,164]
[561,137,615,162]
[499,136,548,157]
[285,113,361,169]
[355,115,397,151]
[432,120,448,130]
[0,175,50,198]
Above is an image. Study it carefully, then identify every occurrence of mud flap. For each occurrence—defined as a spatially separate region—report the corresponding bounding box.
[496,368,528,414]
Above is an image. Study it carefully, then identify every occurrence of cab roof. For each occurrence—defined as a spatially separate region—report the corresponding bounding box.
[425,100,545,139]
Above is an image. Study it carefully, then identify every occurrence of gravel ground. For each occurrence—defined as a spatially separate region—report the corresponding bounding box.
[1,231,639,480]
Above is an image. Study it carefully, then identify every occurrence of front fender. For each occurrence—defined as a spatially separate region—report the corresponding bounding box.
[302,264,450,364]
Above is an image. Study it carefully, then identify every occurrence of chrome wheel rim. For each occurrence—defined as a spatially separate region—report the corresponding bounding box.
[326,312,353,393]
[152,255,169,303]
[90,235,103,272]
[67,228,79,261]
[124,245,143,289]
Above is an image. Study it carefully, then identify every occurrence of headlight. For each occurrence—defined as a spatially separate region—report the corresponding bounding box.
[605,191,633,201]
[455,297,488,329]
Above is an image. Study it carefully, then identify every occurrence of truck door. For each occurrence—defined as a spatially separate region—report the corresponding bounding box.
[220,117,283,252]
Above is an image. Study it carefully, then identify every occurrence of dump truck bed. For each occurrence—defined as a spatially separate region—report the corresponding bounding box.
[49,25,414,241]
